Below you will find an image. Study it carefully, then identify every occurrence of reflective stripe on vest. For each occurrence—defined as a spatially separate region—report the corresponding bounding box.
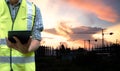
[0,39,6,45]
[27,1,33,30]
[0,56,34,63]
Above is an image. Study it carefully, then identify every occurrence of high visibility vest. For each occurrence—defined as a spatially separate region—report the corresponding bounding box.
[0,0,36,71]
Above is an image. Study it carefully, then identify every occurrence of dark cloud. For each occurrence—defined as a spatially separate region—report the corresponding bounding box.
[44,26,102,41]
[70,26,102,40]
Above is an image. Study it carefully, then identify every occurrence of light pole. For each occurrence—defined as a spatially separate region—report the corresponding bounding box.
[84,40,86,49]
[84,40,89,50]
[88,39,97,51]
[84,39,97,51]
[88,40,90,51]
[101,29,113,47]
[102,29,104,47]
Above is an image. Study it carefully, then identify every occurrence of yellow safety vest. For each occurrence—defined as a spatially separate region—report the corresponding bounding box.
[0,0,36,71]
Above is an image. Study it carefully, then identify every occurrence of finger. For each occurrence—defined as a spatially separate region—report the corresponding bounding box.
[27,38,32,45]
[13,36,21,43]
[6,37,14,48]
[30,36,32,38]
[28,36,32,42]
[6,38,11,45]
[6,37,9,43]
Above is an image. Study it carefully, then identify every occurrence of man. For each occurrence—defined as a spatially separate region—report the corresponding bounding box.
[0,0,43,71]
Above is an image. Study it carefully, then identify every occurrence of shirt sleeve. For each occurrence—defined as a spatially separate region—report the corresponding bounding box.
[32,6,44,40]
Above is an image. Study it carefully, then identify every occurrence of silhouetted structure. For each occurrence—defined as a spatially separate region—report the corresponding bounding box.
[35,43,120,71]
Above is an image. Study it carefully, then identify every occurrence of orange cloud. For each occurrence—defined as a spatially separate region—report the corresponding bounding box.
[64,0,118,23]
[55,22,73,39]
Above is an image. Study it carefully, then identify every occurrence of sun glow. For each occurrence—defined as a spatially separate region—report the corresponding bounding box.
[41,32,68,48]
[93,24,120,44]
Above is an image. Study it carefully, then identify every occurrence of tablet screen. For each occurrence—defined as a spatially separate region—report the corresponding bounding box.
[8,31,31,44]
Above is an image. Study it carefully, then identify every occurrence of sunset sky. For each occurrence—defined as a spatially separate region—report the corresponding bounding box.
[29,0,120,49]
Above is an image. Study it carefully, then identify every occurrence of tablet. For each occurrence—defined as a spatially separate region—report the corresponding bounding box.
[8,31,31,44]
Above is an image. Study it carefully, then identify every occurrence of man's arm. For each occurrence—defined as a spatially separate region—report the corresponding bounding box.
[28,6,44,52]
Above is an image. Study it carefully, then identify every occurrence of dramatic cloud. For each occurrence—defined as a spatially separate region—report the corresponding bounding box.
[44,22,102,49]
[29,0,120,49]
[63,0,118,23]
[55,22,73,39]
[29,0,119,29]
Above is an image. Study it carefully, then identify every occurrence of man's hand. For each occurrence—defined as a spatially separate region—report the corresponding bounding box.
[6,36,32,54]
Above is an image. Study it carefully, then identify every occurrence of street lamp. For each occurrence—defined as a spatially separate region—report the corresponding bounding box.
[84,39,97,51]
[102,29,113,47]
[84,40,89,50]
[88,39,97,51]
